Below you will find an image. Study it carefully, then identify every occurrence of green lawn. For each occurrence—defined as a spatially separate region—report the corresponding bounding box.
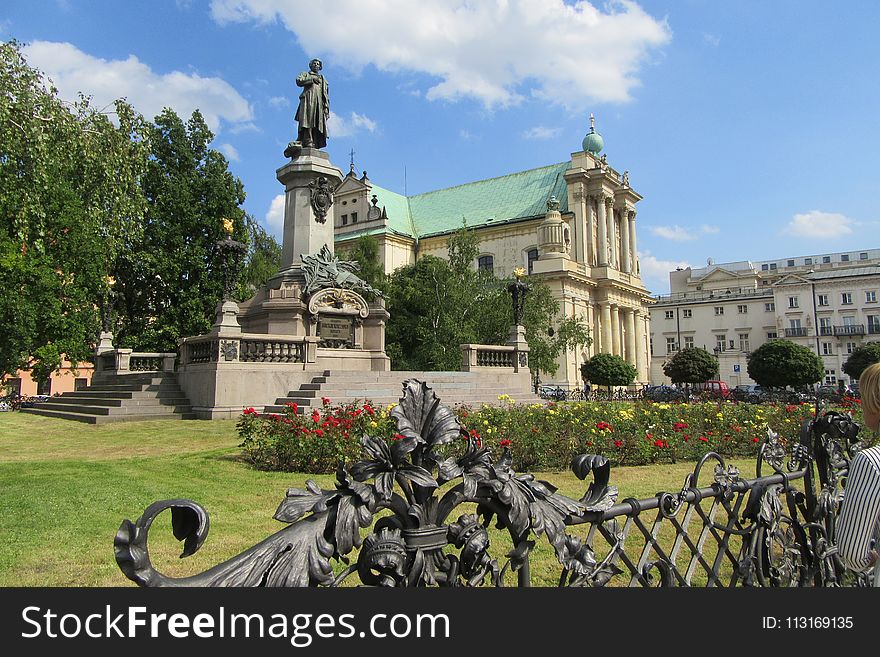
[0,412,757,587]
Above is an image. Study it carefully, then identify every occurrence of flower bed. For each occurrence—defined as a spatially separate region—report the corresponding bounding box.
[238,395,865,473]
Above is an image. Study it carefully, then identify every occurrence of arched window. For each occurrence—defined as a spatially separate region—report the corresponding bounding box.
[477,255,494,273]
[527,248,538,274]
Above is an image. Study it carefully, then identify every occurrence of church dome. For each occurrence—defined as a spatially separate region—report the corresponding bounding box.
[582,113,604,154]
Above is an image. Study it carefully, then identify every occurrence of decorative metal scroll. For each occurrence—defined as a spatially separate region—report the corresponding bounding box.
[301,245,384,298]
[115,383,869,588]
[308,176,334,223]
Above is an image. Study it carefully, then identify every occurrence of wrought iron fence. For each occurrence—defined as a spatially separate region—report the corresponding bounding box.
[115,380,869,588]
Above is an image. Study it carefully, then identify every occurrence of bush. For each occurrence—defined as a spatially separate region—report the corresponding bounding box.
[580,353,637,390]
[843,342,880,381]
[663,347,718,385]
[748,340,823,388]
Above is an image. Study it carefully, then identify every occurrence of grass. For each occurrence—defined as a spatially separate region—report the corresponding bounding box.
[0,412,759,587]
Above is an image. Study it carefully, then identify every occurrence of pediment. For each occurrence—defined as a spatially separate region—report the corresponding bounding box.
[772,273,811,287]
[335,176,370,195]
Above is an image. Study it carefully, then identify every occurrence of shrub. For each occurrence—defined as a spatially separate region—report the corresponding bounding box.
[747,340,823,388]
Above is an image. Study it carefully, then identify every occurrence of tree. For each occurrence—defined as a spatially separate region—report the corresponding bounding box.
[337,234,386,295]
[114,108,248,352]
[580,353,637,391]
[747,340,823,389]
[663,347,719,386]
[522,282,591,378]
[843,342,880,381]
[0,41,148,380]
[240,214,281,299]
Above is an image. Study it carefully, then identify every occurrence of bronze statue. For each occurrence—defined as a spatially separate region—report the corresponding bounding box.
[294,58,329,149]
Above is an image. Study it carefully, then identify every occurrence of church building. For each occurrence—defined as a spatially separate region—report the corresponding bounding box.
[331,118,653,387]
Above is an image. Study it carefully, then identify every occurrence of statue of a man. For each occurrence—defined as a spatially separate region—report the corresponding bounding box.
[294,58,329,149]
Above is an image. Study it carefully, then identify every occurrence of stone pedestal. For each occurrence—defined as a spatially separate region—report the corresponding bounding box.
[507,324,530,373]
[212,300,242,335]
[96,331,115,355]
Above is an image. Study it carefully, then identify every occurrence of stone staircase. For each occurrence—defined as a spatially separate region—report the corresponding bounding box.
[263,370,540,415]
[20,372,196,424]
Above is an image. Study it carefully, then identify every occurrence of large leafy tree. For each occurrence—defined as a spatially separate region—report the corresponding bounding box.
[662,347,719,385]
[842,342,880,381]
[747,340,823,388]
[0,41,148,381]
[580,353,637,391]
[385,223,590,374]
[240,214,281,299]
[114,108,248,352]
[337,234,387,295]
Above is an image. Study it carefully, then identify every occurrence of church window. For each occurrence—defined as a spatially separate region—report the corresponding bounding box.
[478,255,494,273]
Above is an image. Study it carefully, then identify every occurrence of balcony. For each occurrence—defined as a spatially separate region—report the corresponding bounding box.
[833,324,865,336]
[784,327,809,337]
[819,326,833,336]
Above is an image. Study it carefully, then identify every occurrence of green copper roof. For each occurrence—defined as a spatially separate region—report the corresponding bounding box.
[365,162,570,240]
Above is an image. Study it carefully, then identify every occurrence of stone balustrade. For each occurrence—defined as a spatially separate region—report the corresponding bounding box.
[95,350,177,374]
[179,333,319,366]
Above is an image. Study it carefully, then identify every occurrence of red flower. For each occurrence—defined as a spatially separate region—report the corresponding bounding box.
[461,411,469,418]
[653,439,664,448]
[785,404,796,413]
[586,441,593,447]
[595,421,613,431]
[673,422,688,432]
[614,440,623,448]
[699,436,708,442]
[321,396,331,405]
[312,410,321,423]
[363,404,375,416]
[285,402,298,413]
[499,439,512,448]
[314,429,324,437]
[393,433,405,441]
[752,436,760,443]
[683,435,690,442]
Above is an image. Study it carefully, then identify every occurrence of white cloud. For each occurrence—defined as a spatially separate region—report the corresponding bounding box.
[268,95,290,109]
[638,251,691,294]
[649,224,719,241]
[522,126,561,140]
[22,41,253,133]
[219,143,239,162]
[327,110,379,137]
[210,0,671,110]
[702,32,721,47]
[786,210,855,239]
[265,194,285,238]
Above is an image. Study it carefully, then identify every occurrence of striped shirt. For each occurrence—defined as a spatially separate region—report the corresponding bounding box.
[837,445,880,572]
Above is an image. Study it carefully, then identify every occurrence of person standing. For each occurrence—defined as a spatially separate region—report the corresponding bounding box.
[295,58,329,149]
[836,362,880,579]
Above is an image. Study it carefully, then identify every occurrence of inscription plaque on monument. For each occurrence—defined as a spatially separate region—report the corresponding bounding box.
[318,315,353,348]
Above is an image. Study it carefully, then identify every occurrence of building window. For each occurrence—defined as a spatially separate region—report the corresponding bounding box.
[868,315,880,334]
[351,212,358,224]
[714,306,724,316]
[819,317,832,335]
[74,378,88,391]
[825,369,836,385]
[737,304,748,314]
[867,291,877,303]
[761,264,769,271]
[739,333,750,352]
[822,256,831,264]
[767,331,778,339]
[341,214,348,225]
[790,319,802,329]
[5,377,21,396]
[37,378,51,395]
[817,294,829,306]
[765,302,775,312]
[666,337,677,354]
[788,296,799,309]
[822,342,834,356]
[769,263,777,270]
[682,309,692,318]
[804,258,813,265]
[847,342,857,354]
[665,310,674,319]
[527,248,538,274]
[841,254,850,262]
[684,336,694,349]
[716,335,726,352]
[841,292,853,305]
[477,255,494,273]
[787,259,795,267]
[860,252,869,260]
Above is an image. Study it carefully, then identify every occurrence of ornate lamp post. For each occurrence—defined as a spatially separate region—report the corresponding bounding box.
[217,218,246,302]
[507,266,530,327]
[96,275,117,355]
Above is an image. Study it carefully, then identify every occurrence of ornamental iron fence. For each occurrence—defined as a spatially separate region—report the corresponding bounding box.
[115,380,869,588]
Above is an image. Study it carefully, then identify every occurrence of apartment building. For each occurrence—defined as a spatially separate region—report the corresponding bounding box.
[650,249,880,387]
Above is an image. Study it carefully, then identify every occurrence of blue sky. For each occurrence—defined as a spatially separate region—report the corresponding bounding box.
[3,0,879,293]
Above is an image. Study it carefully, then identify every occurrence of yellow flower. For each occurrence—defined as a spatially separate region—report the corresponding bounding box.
[483,420,489,425]
[370,421,378,428]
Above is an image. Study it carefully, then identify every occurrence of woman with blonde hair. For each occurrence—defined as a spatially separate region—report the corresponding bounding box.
[836,362,880,578]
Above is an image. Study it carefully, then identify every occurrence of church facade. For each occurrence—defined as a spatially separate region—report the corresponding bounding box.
[331,120,653,387]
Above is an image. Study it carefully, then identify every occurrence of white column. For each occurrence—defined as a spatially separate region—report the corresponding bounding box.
[595,195,608,266]
[623,308,635,365]
[611,304,621,356]
[629,210,638,276]
[585,303,595,357]
[605,196,615,270]
[635,310,646,379]
[600,302,612,353]
[620,209,631,273]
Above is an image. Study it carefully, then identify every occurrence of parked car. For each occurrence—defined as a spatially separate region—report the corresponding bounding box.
[538,385,568,401]
[644,385,685,402]
[732,384,766,403]
[699,380,731,399]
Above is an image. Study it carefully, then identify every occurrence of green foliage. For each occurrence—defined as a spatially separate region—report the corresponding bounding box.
[0,41,148,378]
[385,222,590,374]
[240,214,281,298]
[663,347,719,384]
[843,342,880,381]
[747,340,824,388]
[337,234,386,295]
[580,353,637,389]
[114,108,248,352]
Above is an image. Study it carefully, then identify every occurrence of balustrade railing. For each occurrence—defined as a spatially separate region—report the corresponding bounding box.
[240,339,305,363]
[179,334,316,365]
[833,324,865,336]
